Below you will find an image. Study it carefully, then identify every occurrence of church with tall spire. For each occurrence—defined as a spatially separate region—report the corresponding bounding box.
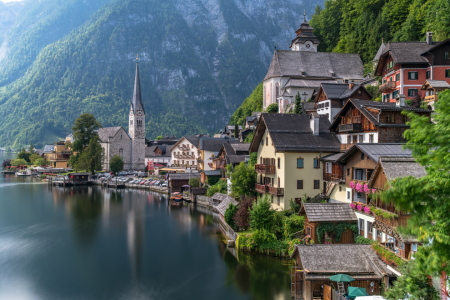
[98,58,146,171]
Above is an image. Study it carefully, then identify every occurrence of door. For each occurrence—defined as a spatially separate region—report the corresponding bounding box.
[323,285,331,300]
[291,267,303,299]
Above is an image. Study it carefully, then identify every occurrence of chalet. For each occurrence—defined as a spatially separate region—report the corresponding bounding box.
[49,141,71,168]
[367,156,426,261]
[329,98,432,151]
[245,114,259,129]
[212,142,250,171]
[250,113,340,210]
[420,79,450,109]
[321,152,346,203]
[315,83,372,122]
[298,203,358,244]
[145,145,172,168]
[290,244,396,300]
[198,137,239,171]
[264,15,364,113]
[375,33,450,102]
[335,144,415,250]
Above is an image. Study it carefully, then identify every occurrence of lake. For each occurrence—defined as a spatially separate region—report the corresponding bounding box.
[0,173,291,300]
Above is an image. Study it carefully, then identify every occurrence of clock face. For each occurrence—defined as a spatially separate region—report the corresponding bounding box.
[305,43,311,49]
[137,111,142,116]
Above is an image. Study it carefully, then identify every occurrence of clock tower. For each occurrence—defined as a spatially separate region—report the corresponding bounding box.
[289,11,320,52]
[129,58,146,170]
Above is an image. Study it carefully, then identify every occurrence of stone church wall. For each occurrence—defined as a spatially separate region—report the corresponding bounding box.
[101,128,132,171]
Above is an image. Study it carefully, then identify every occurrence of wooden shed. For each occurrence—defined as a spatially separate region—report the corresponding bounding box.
[298,203,358,244]
[290,244,396,300]
[68,173,90,183]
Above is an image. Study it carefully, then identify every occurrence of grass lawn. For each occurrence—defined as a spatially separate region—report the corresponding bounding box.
[237,230,254,236]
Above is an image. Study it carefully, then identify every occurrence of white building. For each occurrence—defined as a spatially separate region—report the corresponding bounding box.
[169,136,200,168]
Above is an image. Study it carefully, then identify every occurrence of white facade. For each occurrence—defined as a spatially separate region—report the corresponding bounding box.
[355,211,387,243]
[170,138,199,168]
[144,156,172,167]
[316,100,342,123]
[336,132,379,144]
[291,40,317,52]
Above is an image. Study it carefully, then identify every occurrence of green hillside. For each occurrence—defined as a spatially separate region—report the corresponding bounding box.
[0,0,325,149]
[229,82,263,126]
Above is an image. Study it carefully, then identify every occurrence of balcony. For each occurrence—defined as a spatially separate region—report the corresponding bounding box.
[255,164,276,174]
[379,81,397,93]
[424,95,437,102]
[323,173,345,183]
[255,184,269,194]
[374,211,409,228]
[338,123,362,133]
[268,186,284,196]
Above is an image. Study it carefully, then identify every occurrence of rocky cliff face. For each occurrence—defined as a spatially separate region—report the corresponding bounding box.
[0,0,324,148]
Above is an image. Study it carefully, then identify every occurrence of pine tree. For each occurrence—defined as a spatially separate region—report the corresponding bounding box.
[294,92,303,114]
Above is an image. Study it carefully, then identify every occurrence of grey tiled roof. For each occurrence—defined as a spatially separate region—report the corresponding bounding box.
[337,144,412,164]
[320,152,345,162]
[98,127,122,142]
[373,42,386,62]
[381,41,440,64]
[204,170,221,176]
[301,203,357,222]
[369,156,426,187]
[283,79,338,89]
[168,173,200,181]
[230,143,250,152]
[264,50,364,81]
[291,244,394,279]
[185,136,200,148]
[424,80,450,88]
[253,113,341,153]
[43,145,54,153]
[226,155,246,165]
[214,193,239,216]
[200,138,239,152]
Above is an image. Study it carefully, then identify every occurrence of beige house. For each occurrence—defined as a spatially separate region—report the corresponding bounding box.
[250,113,341,210]
[169,136,200,168]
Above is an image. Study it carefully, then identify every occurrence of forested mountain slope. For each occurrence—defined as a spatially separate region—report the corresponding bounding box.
[229,0,450,125]
[0,0,324,149]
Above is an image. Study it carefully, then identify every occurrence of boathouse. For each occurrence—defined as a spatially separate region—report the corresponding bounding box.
[69,173,91,184]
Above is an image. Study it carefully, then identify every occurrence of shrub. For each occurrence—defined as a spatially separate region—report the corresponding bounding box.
[234,196,253,230]
[225,204,238,230]
[206,175,220,186]
[288,238,302,255]
[207,179,227,197]
[266,103,279,113]
[189,177,201,188]
[159,171,167,175]
[249,195,276,231]
[284,215,305,239]
[253,229,277,245]
[40,174,47,179]
[355,236,374,244]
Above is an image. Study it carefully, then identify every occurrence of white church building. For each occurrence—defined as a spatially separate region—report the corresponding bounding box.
[98,60,146,171]
[263,14,365,113]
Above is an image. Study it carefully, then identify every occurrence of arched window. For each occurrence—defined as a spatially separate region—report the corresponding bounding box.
[275,82,280,98]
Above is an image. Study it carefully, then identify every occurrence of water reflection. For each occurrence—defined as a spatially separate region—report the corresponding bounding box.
[0,176,291,300]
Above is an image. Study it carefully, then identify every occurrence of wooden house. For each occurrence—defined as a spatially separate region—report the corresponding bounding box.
[367,156,426,260]
[168,173,200,193]
[290,244,396,300]
[68,173,90,184]
[420,79,450,109]
[329,98,431,151]
[298,203,358,244]
[321,152,346,203]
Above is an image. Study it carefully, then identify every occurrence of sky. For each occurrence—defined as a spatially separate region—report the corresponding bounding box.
[0,0,23,2]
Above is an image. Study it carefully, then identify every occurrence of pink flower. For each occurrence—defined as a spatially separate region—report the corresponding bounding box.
[350,203,356,209]
[363,183,371,194]
[349,181,356,189]
[372,189,376,194]
[357,204,362,211]
[356,182,364,193]
[363,206,371,214]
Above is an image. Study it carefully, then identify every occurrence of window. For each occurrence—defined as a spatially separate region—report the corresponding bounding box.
[411,243,418,252]
[339,186,342,192]
[313,158,320,169]
[260,157,263,164]
[396,73,400,81]
[361,152,365,160]
[390,77,392,81]
[355,169,364,181]
[347,135,351,144]
[297,158,304,168]
[325,162,332,174]
[386,114,395,123]
[426,70,430,79]
[408,89,418,97]
[275,83,280,98]
[314,180,320,189]
[306,227,311,235]
[266,137,268,146]
[445,52,449,59]
[369,134,374,143]
[368,221,373,233]
[121,135,122,139]
[408,71,418,80]
[359,219,365,231]
[277,196,280,206]
[347,191,351,200]
[277,158,280,169]
[297,180,303,189]
[446,69,450,78]
[358,135,364,143]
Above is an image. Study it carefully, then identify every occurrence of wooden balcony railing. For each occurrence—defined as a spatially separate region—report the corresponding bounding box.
[379,81,397,92]
[424,95,437,102]
[268,186,284,196]
[324,173,345,183]
[374,212,409,228]
[338,123,362,133]
[255,164,276,174]
[255,184,269,194]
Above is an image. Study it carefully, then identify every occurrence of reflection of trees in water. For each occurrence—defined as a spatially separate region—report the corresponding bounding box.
[222,249,290,300]
[70,187,103,245]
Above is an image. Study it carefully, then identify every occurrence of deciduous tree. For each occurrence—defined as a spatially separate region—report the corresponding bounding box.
[72,113,102,153]
[76,135,103,174]
[17,147,31,162]
[266,103,278,113]
[249,196,275,231]
[233,196,253,230]
[109,155,124,175]
[229,162,256,197]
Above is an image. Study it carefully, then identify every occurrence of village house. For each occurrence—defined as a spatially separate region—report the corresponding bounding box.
[168,172,200,193]
[329,97,432,151]
[320,152,346,203]
[290,244,396,300]
[374,33,450,103]
[420,79,450,109]
[145,145,172,169]
[212,142,250,172]
[169,136,200,168]
[250,113,340,210]
[49,141,71,168]
[198,137,239,171]
[315,83,372,122]
[264,15,365,113]
[298,203,358,244]
[367,156,426,260]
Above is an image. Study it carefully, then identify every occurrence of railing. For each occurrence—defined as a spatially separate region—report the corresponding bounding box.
[268,186,284,196]
[255,183,269,194]
[324,173,345,183]
[374,211,409,228]
[338,123,362,133]
[255,164,276,174]
[424,95,437,102]
[60,150,72,155]
[379,81,397,92]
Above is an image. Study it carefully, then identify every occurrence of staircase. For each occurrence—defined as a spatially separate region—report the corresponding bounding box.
[337,282,345,295]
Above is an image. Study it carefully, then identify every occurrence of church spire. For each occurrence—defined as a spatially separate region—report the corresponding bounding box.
[131,56,145,114]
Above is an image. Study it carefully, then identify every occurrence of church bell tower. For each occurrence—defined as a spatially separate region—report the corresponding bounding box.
[290,11,320,52]
[129,56,146,170]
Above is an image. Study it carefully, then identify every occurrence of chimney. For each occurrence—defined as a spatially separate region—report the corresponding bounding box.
[396,94,406,107]
[426,32,433,45]
[310,113,320,136]
[349,83,354,90]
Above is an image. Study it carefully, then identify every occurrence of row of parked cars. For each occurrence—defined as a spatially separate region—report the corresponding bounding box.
[128,179,167,187]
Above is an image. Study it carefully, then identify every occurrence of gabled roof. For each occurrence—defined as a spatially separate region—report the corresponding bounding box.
[250,113,341,153]
[245,116,257,123]
[329,99,431,130]
[320,152,345,162]
[318,83,371,101]
[215,193,239,216]
[230,143,250,153]
[291,244,394,280]
[169,136,200,151]
[98,127,127,142]
[372,42,386,62]
[336,143,412,164]
[43,145,54,153]
[368,156,426,189]
[226,155,246,165]
[199,138,239,152]
[421,80,450,89]
[283,79,338,89]
[300,203,357,222]
[264,50,364,81]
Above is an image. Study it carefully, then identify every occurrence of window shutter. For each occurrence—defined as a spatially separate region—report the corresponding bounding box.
[408,89,411,97]
[415,72,418,79]
[297,180,303,189]
[408,72,411,80]
[396,73,399,81]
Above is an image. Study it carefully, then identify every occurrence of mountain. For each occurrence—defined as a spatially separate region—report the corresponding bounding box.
[0,0,325,149]
[0,1,24,48]
[229,82,262,126]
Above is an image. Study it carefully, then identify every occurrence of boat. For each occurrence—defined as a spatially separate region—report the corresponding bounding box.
[16,170,32,176]
[170,192,183,202]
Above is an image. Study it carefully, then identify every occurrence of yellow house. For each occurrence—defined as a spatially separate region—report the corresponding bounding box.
[250,113,341,210]
[49,141,72,168]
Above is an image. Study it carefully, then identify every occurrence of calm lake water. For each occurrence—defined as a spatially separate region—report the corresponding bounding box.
[0,172,291,300]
